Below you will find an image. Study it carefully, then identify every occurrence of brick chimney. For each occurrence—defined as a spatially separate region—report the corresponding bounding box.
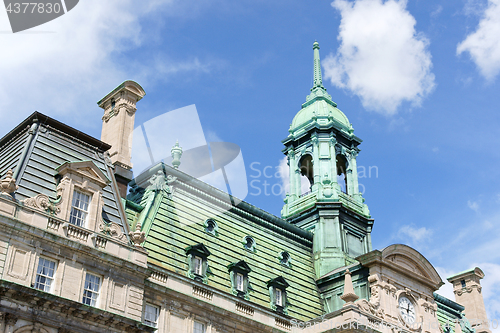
[98,80,146,198]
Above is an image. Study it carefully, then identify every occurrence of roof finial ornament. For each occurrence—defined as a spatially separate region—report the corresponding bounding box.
[304,41,336,107]
[312,41,324,89]
[171,140,183,169]
[340,268,359,306]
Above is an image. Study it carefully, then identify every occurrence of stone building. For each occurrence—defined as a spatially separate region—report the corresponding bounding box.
[0,42,491,333]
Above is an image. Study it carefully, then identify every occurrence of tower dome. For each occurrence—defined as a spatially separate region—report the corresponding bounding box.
[289,42,352,136]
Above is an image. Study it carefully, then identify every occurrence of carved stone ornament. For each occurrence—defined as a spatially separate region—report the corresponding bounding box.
[98,221,127,243]
[129,222,146,247]
[356,274,385,319]
[146,170,177,198]
[340,269,359,305]
[0,169,18,196]
[356,285,385,319]
[23,193,61,215]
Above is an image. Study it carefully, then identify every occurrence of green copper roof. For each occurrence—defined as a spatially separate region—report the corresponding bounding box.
[290,42,351,132]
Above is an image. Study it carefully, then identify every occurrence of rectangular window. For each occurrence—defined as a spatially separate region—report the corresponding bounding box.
[236,273,244,291]
[144,304,159,328]
[69,190,90,227]
[82,273,101,307]
[193,321,206,333]
[34,258,56,292]
[194,256,202,275]
[276,288,283,306]
[461,279,466,288]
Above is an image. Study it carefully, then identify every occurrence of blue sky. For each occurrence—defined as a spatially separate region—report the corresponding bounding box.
[1,0,499,328]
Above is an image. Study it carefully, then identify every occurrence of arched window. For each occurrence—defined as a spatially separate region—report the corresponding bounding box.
[204,219,218,236]
[299,154,314,193]
[243,236,256,252]
[336,154,348,194]
[279,251,291,267]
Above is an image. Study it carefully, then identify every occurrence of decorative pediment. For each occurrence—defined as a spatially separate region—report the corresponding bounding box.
[56,161,110,189]
[185,243,211,258]
[227,260,251,274]
[267,276,290,289]
[357,244,443,290]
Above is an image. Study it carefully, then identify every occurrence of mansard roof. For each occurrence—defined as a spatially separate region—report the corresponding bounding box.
[0,112,129,235]
[125,162,323,321]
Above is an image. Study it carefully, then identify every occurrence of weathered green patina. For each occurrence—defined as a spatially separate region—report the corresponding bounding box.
[125,162,324,321]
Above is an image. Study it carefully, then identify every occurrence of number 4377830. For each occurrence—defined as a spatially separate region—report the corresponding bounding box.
[5,2,61,14]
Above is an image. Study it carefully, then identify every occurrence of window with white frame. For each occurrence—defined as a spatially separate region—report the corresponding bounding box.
[194,256,203,276]
[236,273,244,291]
[276,288,283,306]
[193,321,206,333]
[267,276,289,314]
[82,273,101,307]
[69,190,90,227]
[144,303,159,328]
[34,258,56,292]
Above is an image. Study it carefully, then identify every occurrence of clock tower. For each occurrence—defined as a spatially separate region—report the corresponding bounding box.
[282,42,373,278]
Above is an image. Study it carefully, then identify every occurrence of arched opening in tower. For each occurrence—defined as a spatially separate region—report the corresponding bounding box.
[299,154,314,193]
[336,155,348,194]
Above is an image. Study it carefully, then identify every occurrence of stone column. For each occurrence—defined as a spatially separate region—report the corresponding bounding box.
[311,134,320,191]
[287,148,297,201]
[329,136,339,189]
[350,151,361,200]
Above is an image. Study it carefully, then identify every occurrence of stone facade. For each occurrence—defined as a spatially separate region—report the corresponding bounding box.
[0,42,491,333]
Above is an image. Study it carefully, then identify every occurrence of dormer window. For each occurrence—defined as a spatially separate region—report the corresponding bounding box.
[194,256,203,276]
[204,219,218,236]
[236,273,244,291]
[267,276,290,314]
[185,243,211,284]
[55,161,111,233]
[69,190,90,227]
[243,236,256,252]
[228,260,252,299]
[276,288,283,306]
[279,251,291,267]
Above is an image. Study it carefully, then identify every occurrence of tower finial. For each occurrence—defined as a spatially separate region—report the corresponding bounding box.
[313,41,324,89]
[304,41,335,106]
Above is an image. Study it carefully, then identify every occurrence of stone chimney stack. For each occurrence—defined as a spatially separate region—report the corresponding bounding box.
[447,267,491,333]
[98,80,146,198]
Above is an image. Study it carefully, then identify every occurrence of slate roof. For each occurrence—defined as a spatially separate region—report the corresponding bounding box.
[0,112,129,235]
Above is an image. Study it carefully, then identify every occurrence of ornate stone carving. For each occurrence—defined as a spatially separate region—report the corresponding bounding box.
[146,170,176,198]
[98,221,127,243]
[23,193,61,215]
[129,222,145,247]
[356,274,385,319]
[0,169,18,196]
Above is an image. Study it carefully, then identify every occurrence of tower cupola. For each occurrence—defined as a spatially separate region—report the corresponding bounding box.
[281,42,373,278]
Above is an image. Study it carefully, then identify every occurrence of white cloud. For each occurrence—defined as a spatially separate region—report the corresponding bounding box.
[0,0,213,135]
[457,0,500,81]
[468,200,480,212]
[397,225,433,244]
[323,0,435,115]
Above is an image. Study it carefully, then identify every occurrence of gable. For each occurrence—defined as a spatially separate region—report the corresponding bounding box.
[56,160,110,189]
